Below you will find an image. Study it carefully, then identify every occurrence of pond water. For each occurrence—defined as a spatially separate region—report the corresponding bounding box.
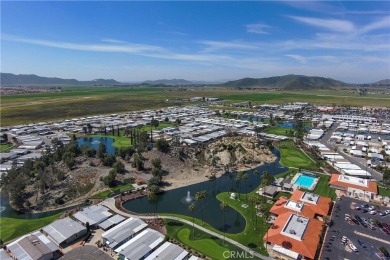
[77,137,116,155]
[276,122,312,131]
[123,148,288,234]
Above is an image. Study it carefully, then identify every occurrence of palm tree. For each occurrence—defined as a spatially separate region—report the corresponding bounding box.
[242,171,249,203]
[195,190,208,225]
[260,205,272,251]
[147,190,157,224]
[188,203,196,238]
[220,202,228,245]
[235,172,243,200]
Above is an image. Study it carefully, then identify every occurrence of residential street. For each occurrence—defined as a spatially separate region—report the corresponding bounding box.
[319,123,383,181]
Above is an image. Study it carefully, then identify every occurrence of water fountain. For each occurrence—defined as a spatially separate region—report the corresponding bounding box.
[180,191,193,204]
[185,191,192,203]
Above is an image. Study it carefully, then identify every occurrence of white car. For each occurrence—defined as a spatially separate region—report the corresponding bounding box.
[385,210,390,215]
[349,243,358,252]
[368,206,376,211]
[369,210,377,215]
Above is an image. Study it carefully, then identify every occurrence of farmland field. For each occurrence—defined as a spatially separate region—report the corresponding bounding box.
[1,87,390,126]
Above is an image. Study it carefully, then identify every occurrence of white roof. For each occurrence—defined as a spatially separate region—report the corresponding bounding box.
[144,242,188,260]
[73,205,112,225]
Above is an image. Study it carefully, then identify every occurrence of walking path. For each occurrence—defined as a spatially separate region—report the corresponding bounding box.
[100,198,272,260]
[354,231,390,245]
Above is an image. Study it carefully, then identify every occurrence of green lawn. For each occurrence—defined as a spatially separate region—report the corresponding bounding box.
[166,221,258,260]
[90,183,133,199]
[264,127,293,136]
[89,133,132,148]
[277,141,317,170]
[0,143,13,152]
[311,174,336,200]
[0,212,63,243]
[216,192,271,256]
[378,185,390,197]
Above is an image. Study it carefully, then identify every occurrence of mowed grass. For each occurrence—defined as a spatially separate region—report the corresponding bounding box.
[0,143,14,152]
[378,185,390,197]
[2,87,390,126]
[90,183,133,199]
[277,140,317,169]
[264,126,292,136]
[311,174,337,200]
[0,212,63,243]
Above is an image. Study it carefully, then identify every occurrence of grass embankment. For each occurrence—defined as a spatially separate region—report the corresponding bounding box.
[277,140,317,170]
[0,143,14,152]
[0,212,63,243]
[166,222,258,260]
[90,183,133,199]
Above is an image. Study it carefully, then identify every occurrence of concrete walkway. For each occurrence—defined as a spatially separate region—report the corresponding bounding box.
[100,198,272,260]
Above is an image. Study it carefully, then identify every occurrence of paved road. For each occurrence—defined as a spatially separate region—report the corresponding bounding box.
[319,123,383,181]
[100,198,271,260]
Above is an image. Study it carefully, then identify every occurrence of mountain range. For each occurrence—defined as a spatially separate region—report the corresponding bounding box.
[0,73,121,86]
[1,72,389,89]
[219,75,347,90]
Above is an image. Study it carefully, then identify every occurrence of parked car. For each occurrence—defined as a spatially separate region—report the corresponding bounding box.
[379,211,387,216]
[355,206,361,210]
[369,210,377,215]
[349,242,358,252]
[361,209,368,213]
[361,222,368,228]
[355,215,362,222]
[361,203,369,208]
[345,214,352,218]
[385,210,390,215]
[383,229,390,235]
[357,239,367,248]
[382,222,389,229]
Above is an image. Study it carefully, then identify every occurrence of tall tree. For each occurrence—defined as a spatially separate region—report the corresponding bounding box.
[189,203,196,238]
[195,190,208,226]
[220,202,228,245]
[147,189,157,224]
[242,171,249,203]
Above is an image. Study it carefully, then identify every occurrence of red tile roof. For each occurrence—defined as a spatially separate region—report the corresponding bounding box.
[329,174,378,194]
[269,190,331,218]
[263,212,323,259]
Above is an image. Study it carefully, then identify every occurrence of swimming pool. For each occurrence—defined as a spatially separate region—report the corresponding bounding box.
[294,174,316,189]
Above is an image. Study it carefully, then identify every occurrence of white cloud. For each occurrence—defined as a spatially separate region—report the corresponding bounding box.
[198,40,259,53]
[289,16,355,33]
[360,16,390,34]
[246,23,272,34]
[2,34,231,63]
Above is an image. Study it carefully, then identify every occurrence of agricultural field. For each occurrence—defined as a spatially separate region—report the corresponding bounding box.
[1,87,390,126]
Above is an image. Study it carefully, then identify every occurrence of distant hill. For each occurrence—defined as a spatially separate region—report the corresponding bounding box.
[372,79,390,86]
[142,79,195,85]
[221,75,347,90]
[0,73,122,86]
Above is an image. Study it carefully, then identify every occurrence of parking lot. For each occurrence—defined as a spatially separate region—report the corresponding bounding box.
[321,197,390,260]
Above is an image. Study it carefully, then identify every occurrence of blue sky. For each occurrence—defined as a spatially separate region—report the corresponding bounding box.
[1,1,389,83]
